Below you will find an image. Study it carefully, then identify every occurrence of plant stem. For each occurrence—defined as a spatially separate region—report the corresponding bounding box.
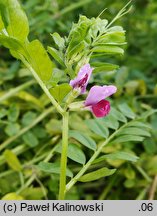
[0,153,48,179]
[17,175,35,194]
[52,0,94,19]
[0,136,59,179]
[0,80,35,103]
[149,175,157,200]
[136,187,149,200]
[19,172,24,187]
[59,112,69,200]
[20,56,64,115]
[0,107,53,151]
[16,145,57,194]
[64,90,80,111]
[106,1,132,29]
[66,123,126,192]
[98,174,117,200]
[136,94,157,99]
[134,165,152,183]
[0,144,28,166]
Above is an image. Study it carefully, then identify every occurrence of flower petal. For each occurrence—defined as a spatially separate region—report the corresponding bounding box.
[84,85,117,106]
[91,99,110,118]
[70,64,93,94]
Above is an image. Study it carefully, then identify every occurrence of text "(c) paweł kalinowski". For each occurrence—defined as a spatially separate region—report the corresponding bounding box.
[20,202,104,212]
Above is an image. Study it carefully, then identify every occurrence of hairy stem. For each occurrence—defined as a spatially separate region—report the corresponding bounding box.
[59,112,69,200]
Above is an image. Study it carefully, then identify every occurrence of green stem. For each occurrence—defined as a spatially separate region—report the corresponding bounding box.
[98,174,117,200]
[20,56,64,115]
[0,152,48,179]
[16,146,57,195]
[0,107,53,151]
[136,187,149,200]
[136,94,157,100]
[17,175,35,194]
[0,80,35,103]
[0,120,9,125]
[149,175,157,200]
[19,172,24,187]
[0,136,59,179]
[0,144,28,166]
[52,0,94,19]
[134,165,152,183]
[92,2,132,47]
[35,176,48,200]
[106,1,132,29]
[66,124,126,192]
[64,90,80,111]
[59,112,69,200]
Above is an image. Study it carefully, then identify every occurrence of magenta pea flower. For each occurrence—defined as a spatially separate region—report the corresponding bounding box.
[84,85,117,118]
[70,64,93,94]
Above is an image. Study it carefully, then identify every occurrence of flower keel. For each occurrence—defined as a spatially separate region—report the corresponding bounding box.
[84,85,117,118]
[91,99,110,118]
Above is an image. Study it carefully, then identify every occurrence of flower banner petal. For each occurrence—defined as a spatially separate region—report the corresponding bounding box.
[85,85,117,106]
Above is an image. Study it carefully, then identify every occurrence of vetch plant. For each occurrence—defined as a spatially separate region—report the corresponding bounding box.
[1,0,155,200]
[70,63,93,94]
[84,85,117,117]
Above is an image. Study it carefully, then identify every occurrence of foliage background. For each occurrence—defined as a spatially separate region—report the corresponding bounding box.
[0,0,157,200]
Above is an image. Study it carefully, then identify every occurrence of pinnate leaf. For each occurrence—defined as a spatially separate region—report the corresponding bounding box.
[118,103,135,119]
[37,162,73,177]
[117,127,151,137]
[22,131,39,147]
[1,193,24,200]
[112,135,145,143]
[55,143,86,165]
[0,0,29,41]
[26,40,54,82]
[51,32,65,49]
[79,167,116,182]
[50,84,72,103]
[85,119,109,138]
[69,130,96,151]
[3,149,22,171]
[92,45,124,55]
[94,151,139,164]
[5,123,20,136]
[0,35,22,50]
[48,46,65,66]
[110,107,127,123]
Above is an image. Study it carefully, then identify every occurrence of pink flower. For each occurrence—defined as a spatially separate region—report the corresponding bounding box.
[70,64,93,94]
[84,85,117,118]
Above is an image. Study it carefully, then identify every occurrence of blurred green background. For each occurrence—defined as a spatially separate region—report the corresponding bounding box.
[0,0,157,200]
